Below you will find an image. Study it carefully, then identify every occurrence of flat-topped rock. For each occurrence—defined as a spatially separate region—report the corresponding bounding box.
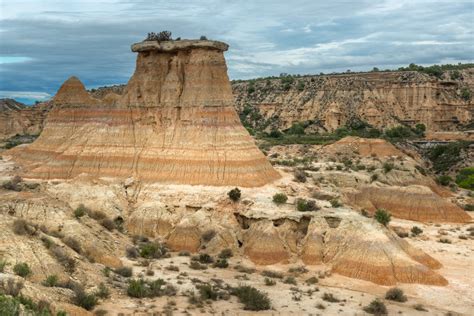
[131,39,229,52]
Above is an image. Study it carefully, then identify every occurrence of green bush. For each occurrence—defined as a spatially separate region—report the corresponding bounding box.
[437,175,452,186]
[196,253,214,264]
[74,204,88,218]
[383,162,394,173]
[73,286,98,311]
[287,122,305,135]
[139,242,167,259]
[228,188,241,202]
[374,209,391,226]
[42,275,58,287]
[296,199,318,212]
[461,87,471,101]
[322,293,340,302]
[13,263,31,278]
[384,125,412,139]
[294,169,307,182]
[363,299,387,315]
[127,279,149,298]
[385,287,407,302]
[218,248,233,259]
[411,226,423,236]
[232,285,271,311]
[264,278,276,286]
[456,167,474,190]
[212,259,229,269]
[427,141,469,173]
[272,193,288,204]
[464,204,474,211]
[95,283,110,299]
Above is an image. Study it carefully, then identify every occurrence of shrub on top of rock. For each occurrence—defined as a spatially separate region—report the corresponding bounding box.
[296,198,318,212]
[272,193,288,204]
[228,188,241,202]
[374,209,391,226]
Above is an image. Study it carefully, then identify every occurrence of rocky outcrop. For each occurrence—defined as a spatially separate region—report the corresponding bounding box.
[345,185,470,223]
[8,39,280,187]
[233,69,474,132]
[0,98,49,142]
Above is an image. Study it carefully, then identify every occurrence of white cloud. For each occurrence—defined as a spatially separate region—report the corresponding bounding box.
[0,91,52,100]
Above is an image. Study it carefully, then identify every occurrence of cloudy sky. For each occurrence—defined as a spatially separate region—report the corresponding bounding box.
[0,0,473,104]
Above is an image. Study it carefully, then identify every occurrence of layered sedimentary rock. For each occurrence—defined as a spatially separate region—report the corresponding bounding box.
[345,185,470,223]
[9,39,279,187]
[233,69,474,132]
[0,98,49,142]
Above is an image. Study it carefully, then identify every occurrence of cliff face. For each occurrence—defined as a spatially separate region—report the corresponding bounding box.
[233,69,474,132]
[0,99,49,141]
[9,40,280,187]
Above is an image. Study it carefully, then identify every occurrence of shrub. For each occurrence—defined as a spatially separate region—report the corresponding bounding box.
[74,204,88,218]
[213,259,229,269]
[0,259,7,272]
[95,283,110,299]
[385,287,407,302]
[264,278,276,286]
[1,176,22,191]
[322,293,340,302]
[464,204,474,212]
[197,284,219,300]
[228,188,241,202]
[427,141,469,173]
[296,199,318,212]
[100,218,115,231]
[73,286,98,310]
[456,167,474,190]
[330,199,342,208]
[294,169,307,182]
[461,87,471,101]
[64,237,82,254]
[50,245,76,272]
[272,193,288,204]
[127,279,149,298]
[411,226,423,236]
[438,238,451,244]
[437,175,452,186]
[139,242,167,259]
[165,265,179,272]
[115,266,133,278]
[126,246,139,258]
[196,253,214,264]
[42,275,58,287]
[218,248,233,259]
[383,162,394,173]
[283,276,297,285]
[261,270,283,279]
[189,261,207,270]
[306,276,318,284]
[413,303,428,311]
[231,285,271,311]
[12,219,35,236]
[363,299,387,315]
[201,230,216,243]
[87,210,106,221]
[13,263,31,278]
[374,209,391,226]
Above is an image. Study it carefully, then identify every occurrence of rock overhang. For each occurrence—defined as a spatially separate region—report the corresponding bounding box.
[131,39,229,53]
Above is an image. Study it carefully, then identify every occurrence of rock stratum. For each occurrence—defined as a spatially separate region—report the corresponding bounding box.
[233,69,474,132]
[8,40,279,187]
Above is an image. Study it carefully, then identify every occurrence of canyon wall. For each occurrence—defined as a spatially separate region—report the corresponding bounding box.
[233,69,474,132]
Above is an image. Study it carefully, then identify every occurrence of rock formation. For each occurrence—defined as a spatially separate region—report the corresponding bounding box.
[8,39,280,187]
[233,69,474,132]
[0,98,49,142]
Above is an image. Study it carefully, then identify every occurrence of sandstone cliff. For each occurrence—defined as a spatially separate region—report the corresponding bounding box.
[232,69,474,132]
[8,40,280,187]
